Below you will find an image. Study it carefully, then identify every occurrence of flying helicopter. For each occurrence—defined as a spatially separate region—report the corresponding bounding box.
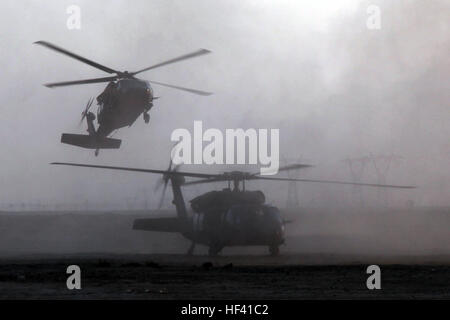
[35,41,212,156]
[51,161,415,256]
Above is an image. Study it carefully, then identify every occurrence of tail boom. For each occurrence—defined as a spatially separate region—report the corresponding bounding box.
[133,217,189,233]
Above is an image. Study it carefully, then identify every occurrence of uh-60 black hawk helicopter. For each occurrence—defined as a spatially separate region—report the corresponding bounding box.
[35,41,212,156]
[51,161,415,256]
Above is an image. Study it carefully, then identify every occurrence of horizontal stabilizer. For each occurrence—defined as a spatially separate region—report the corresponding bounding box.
[61,133,121,149]
[133,218,188,233]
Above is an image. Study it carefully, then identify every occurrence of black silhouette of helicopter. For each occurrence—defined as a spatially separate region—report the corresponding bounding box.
[35,41,212,156]
[51,161,415,256]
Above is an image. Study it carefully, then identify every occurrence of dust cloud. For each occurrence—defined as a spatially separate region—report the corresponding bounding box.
[0,0,448,259]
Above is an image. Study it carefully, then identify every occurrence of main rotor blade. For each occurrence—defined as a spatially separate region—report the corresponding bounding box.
[251,164,313,176]
[148,80,212,96]
[252,176,416,189]
[154,177,164,192]
[34,41,119,74]
[183,177,227,186]
[157,181,168,210]
[132,49,211,75]
[51,162,219,179]
[45,76,118,88]
[51,162,416,189]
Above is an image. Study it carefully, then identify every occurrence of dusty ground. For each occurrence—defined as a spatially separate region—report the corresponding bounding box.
[0,208,448,299]
[0,253,449,299]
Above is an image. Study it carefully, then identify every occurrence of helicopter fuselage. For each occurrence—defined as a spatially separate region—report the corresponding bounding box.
[95,79,154,137]
[133,185,286,256]
[185,202,285,249]
[35,41,211,154]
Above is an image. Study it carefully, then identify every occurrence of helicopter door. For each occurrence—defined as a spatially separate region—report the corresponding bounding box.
[224,205,267,244]
[224,205,259,229]
[192,213,204,232]
[224,206,240,228]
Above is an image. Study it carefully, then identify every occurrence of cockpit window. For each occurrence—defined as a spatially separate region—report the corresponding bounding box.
[262,206,282,222]
[225,204,266,227]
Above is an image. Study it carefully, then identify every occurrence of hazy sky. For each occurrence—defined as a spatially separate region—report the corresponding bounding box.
[0,0,448,209]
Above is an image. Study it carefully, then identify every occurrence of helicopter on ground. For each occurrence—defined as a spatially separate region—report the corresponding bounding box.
[35,41,212,156]
[51,161,415,256]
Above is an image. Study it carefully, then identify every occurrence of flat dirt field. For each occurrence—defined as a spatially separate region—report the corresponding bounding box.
[0,208,448,299]
[0,254,449,299]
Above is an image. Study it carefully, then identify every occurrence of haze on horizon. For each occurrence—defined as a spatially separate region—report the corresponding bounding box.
[0,0,448,210]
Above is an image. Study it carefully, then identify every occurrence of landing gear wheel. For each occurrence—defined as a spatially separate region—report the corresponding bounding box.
[143,112,150,124]
[269,245,279,256]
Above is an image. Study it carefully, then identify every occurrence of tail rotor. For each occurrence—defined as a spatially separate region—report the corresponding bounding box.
[154,160,182,209]
[154,141,183,209]
[79,97,94,126]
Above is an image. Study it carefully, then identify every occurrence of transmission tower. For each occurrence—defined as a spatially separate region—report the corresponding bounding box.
[283,156,309,209]
[343,156,371,207]
[369,153,403,207]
